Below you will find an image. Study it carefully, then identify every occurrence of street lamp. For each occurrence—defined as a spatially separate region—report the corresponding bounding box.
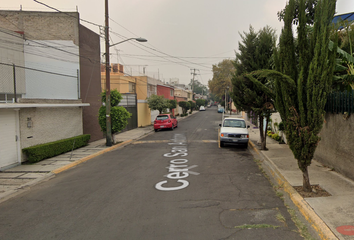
[110,37,147,47]
[105,0,147,146]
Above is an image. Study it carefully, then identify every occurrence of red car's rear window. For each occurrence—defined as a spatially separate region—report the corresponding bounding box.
[156,115,169,120]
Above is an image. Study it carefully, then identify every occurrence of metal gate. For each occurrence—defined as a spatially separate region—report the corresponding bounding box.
[119,93,137,131]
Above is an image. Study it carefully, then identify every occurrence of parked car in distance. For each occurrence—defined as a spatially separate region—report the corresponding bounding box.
[199,106,206,111]
[219,117,250,148]
[154,114,178,132]
[207,104,211,108]
[217,107,225,113]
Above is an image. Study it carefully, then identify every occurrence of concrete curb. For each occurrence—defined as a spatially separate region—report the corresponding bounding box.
[52,139,133,174]
[248,140,338,240]
[0,112,197,204]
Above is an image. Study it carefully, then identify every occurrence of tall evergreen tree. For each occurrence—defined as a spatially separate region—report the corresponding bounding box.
[255,0,337,192]
[232,25,277,150]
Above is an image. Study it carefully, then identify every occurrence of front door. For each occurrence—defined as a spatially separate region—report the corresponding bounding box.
[0,109,19,169]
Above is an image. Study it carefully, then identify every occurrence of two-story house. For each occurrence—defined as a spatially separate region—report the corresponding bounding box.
[0,11,101,170]
[174,87,193,115]
[101,64,154,129]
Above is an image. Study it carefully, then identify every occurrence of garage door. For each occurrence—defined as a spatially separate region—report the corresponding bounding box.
[0,110,19,169]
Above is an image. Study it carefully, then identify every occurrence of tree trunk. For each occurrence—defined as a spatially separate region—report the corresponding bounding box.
[259,115,268,150]
[301,166,312,192]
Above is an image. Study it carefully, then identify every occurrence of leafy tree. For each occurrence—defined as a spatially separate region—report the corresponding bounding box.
[196,99,206,107]
[98,90,131,136]
[330,20,354,91]
[167,99,177,112]
[277,0,318,25]
[147,94,168,114]
[208,93,221,104]
[232,25,277,150]
[257,0,337,192]
[189,80,208,95]
[178,101,191,115]
[188,100,196,112]
[208,59,234,99]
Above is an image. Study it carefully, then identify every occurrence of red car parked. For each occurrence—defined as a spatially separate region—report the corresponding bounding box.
[154,114,178,132]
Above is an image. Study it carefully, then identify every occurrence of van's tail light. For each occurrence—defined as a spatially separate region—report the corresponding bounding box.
[154,120,156,124]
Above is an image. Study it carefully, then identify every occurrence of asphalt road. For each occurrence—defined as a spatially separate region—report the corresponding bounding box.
[0,107,304,240]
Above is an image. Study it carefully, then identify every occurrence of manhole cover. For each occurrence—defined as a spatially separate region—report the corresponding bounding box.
[336,225,354,236]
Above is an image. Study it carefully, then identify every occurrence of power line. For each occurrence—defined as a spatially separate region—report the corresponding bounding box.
[33,0,103,28]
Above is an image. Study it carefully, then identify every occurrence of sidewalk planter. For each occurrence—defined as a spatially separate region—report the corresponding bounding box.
[22,134,91,163]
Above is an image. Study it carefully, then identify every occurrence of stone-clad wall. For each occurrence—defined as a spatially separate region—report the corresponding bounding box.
[0,11,79,45]
[20,107,82,151]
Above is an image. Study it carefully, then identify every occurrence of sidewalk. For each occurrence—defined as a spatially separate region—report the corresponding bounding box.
[247,123,354,240]
[0,111,197,203]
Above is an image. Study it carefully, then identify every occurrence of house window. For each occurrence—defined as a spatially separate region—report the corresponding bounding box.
[129,82,136,93]
[170,89,173,96]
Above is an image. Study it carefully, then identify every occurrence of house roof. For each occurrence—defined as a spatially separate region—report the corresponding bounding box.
[332,12,354,24]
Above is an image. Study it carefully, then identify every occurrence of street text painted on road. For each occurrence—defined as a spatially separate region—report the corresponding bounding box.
[155,134,199,191]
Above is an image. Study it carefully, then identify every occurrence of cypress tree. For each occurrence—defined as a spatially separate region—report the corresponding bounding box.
[256,0,337,192]
[232,26,276,150]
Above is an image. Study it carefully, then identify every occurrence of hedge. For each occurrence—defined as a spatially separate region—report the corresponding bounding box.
[22,134,91,163]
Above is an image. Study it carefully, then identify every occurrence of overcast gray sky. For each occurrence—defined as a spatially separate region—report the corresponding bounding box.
[3,0,354,86]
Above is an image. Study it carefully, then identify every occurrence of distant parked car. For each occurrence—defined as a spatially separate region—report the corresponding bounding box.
[199,106,205,111]
[219,117,250,148]
[217,107,225,113]
[154,114,178,132]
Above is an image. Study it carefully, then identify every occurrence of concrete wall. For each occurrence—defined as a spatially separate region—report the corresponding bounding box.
[138,102,151,127]
[24,40,80,99]
[79,25,102,142]
[314,113,354,181]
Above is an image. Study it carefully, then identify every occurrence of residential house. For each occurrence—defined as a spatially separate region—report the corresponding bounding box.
[0,11,101,170]
[101,65,152,128]
[174,87,192,115]
[147,77,160,123]
[0,11,102,142]
[157,83,175,115]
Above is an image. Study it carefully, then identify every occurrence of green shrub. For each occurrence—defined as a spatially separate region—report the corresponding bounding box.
[272,133,281,141]
[22,134,91,163]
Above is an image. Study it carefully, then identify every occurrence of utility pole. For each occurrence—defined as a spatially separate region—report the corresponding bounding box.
[191,69,197,100]
[105,0,112,146]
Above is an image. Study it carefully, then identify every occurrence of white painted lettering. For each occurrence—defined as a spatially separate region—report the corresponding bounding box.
[170,159,188,164]
[155,180,189,191]
[166,172,189,179]
[163,152,188,157]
